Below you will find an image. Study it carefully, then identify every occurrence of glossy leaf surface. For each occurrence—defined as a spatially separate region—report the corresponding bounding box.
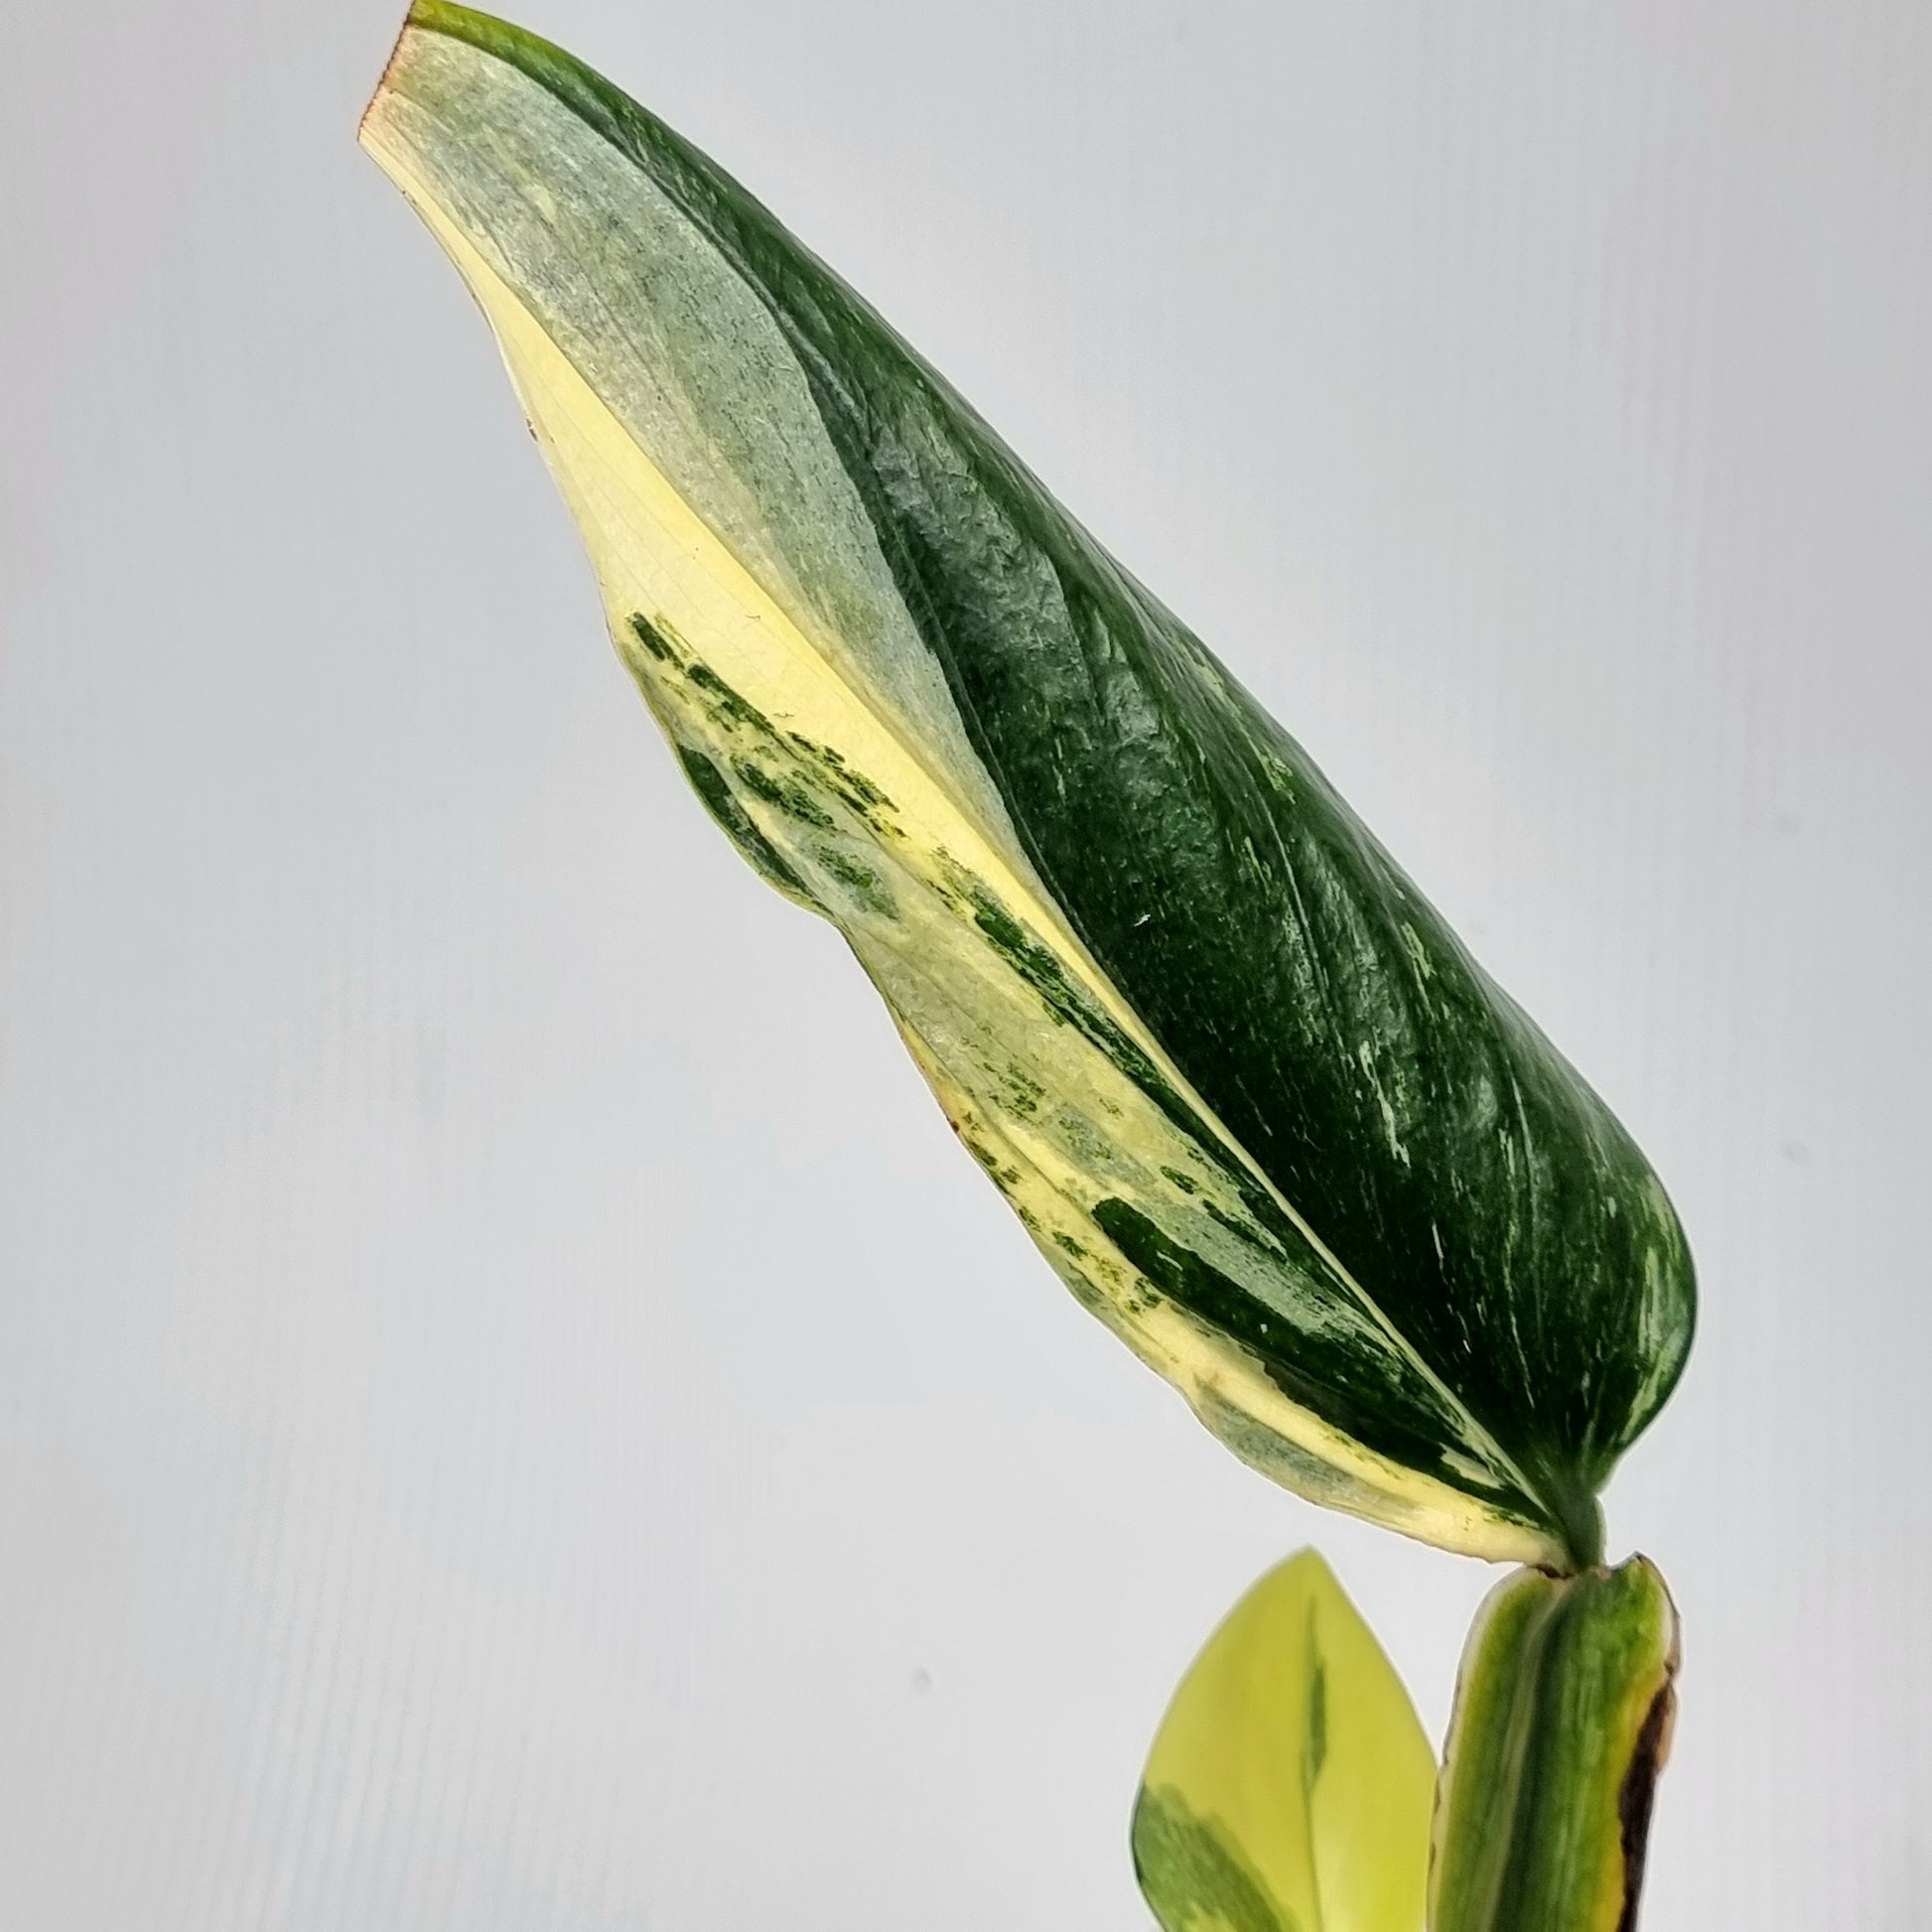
[1133,1551,1433,1932]
[359,4,1694,1565]
[1430,1556,1679,1932]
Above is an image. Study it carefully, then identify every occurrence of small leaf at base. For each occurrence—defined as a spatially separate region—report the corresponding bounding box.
[1134,1551,1434,1932]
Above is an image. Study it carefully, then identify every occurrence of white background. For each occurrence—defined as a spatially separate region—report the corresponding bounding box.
[5,1,1930,1925]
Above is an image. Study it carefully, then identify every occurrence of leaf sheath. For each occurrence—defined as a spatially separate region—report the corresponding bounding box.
[1430,1556,1680,1932]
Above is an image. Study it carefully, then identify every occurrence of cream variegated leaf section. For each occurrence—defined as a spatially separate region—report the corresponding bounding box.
[360,19,1563,1565]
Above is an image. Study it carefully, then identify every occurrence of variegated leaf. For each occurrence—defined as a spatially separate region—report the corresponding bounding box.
[1133,1550,1434,1932]
[359,3,1695,1567]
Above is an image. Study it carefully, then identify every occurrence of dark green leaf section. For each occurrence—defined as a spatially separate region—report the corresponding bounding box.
[1133,1788,1299,1932]
[408,2,1694,1555]
[1431,1557,1679,1932]
[1096,1198,1469,1485]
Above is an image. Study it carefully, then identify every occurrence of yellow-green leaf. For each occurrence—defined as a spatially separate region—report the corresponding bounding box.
[1132,1551,1434,1932]
[358,4,1694,1568]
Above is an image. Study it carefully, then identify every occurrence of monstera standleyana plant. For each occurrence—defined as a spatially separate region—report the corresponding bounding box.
[359,9,1696,1928]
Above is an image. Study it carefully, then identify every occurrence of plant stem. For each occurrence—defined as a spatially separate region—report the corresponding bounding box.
[1430,1556,1678,1932]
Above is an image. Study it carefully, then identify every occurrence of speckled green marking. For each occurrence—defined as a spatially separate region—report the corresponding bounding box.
[672,745,814,904]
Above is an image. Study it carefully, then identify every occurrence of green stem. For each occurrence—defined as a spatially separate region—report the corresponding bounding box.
[1430,1556,1678,1932]
[1543,1469,1607,1575]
